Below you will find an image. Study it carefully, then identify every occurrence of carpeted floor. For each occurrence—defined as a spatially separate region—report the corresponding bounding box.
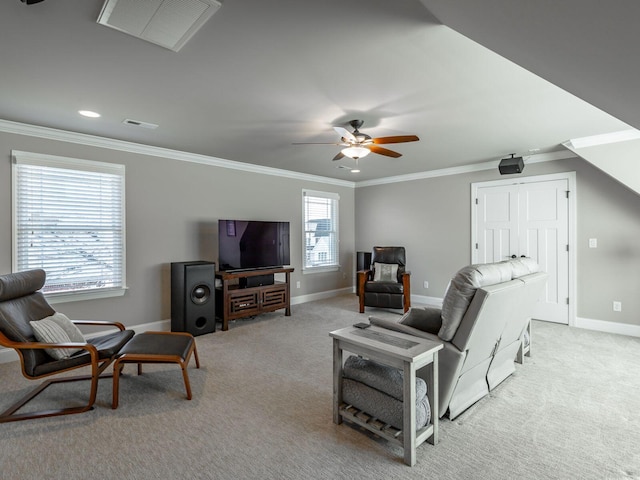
[1,294,639,479]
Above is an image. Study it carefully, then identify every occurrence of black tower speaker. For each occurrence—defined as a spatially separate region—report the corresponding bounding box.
[171,261,216,336]
[356,251,372,296]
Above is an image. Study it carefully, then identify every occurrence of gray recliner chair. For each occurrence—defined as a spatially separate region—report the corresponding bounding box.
[358,246,411,314]
[0,269,134,423]
[370,258,547,419]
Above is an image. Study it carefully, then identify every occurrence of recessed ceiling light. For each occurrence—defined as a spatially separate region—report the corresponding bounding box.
[78,110,101,118]
[350,169,360,173]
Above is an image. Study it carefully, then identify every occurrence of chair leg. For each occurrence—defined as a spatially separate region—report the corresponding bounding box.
[191,341,201,369]
[0,362,111,423]
[180,339,200,400]
[0,375,101,423]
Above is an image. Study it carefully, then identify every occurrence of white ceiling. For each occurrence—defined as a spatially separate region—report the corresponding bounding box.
[0,0,634,182]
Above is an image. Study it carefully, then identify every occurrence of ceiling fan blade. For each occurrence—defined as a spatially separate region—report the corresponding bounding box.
[333,126,357,143]
[369,145,402,158]
[371,135,419,144]
[332,151,345,161]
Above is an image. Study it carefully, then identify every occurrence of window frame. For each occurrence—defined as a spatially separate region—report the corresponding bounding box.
[302,189,340,274]
[11,150,127,304]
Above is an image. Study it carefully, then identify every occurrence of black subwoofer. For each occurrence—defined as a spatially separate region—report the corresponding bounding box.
[171,261,216,336]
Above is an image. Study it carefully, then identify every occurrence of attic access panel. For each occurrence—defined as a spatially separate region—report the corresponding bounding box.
[97,0,221,52]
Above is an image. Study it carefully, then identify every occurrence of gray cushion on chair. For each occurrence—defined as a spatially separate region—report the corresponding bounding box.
[0,269,46,302]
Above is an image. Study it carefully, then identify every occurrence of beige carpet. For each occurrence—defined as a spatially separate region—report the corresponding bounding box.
[1,294,639,479]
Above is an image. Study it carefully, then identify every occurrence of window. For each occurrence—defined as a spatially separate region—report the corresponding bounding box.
[302,189,339,272]
[12,151,126,302]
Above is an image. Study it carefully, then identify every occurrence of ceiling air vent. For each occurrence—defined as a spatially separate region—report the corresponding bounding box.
[123,118,159,129]
[97,0,222,52]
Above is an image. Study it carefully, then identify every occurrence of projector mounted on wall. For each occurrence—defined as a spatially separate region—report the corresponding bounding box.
[498,154,525,175]
[97,0,222,52]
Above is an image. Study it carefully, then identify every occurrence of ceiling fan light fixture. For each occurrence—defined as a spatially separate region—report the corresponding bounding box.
[341,146,370,159]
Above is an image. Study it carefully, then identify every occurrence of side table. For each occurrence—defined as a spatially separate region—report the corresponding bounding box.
[330,325,443,466]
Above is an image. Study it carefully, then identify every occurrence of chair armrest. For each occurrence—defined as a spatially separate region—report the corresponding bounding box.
[357,269,372,279]
[72,320,127,331]
[400,306,442,335]
[0,336,99,359]
[369,315,439,341]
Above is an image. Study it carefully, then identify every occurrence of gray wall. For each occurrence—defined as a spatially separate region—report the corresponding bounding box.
[0,131,355,328]
[3,126,639,330]
[355,157,640,327]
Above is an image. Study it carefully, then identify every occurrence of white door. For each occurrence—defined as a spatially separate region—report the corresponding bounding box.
[473,175,572,324]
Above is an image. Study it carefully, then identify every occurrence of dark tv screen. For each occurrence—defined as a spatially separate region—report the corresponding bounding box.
[218,220,290,272]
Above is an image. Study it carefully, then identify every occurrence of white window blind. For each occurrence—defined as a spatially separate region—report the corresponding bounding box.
[302,189,339,271]
[12,151,126,299]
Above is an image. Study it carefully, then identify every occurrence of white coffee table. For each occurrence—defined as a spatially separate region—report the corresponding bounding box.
[330,325,443,466]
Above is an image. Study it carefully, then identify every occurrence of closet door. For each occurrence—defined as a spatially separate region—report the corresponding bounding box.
[474,176,570,324]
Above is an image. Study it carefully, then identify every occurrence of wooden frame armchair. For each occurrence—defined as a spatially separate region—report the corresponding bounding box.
[358,246,411,314]
[0,269,134,423]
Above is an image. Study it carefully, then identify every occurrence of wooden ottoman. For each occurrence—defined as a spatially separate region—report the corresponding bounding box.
[112,331,200,409]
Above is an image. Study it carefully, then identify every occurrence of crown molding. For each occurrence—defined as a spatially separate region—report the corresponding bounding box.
[0,119,355,188]
[1,119,577,189]
[354,150,577,187]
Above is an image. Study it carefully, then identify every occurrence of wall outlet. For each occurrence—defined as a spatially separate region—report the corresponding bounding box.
[589,238,598,248]
[613,301,622,312]
[296,281,301,289]
[423,281,429,289]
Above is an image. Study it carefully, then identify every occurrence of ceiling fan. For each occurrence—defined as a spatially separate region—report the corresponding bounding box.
[294,119,419,161]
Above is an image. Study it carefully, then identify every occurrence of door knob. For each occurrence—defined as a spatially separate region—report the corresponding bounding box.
[511,255,517,259]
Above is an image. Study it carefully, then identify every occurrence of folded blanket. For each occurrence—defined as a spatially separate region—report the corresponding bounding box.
[342,378,430,430]
[342,355,430,430]
[343,355,427,400]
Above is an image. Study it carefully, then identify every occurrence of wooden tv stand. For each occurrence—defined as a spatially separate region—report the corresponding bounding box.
[215,267,294,331]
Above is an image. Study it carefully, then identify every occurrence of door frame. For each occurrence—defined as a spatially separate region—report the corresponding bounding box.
[471,172,577,326]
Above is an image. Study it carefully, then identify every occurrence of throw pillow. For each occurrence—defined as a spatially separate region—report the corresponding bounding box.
[30,312,85,360]
[373,262,398,282]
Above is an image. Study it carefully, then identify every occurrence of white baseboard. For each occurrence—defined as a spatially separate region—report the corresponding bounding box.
[411,294,444,307]
[291,287,353,305]
[575,317,640,338]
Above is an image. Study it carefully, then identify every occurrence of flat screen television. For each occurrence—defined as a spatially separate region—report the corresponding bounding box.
[218,220,290,272]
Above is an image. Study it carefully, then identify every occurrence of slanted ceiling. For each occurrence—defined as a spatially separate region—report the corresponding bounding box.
[97,0,221,52]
